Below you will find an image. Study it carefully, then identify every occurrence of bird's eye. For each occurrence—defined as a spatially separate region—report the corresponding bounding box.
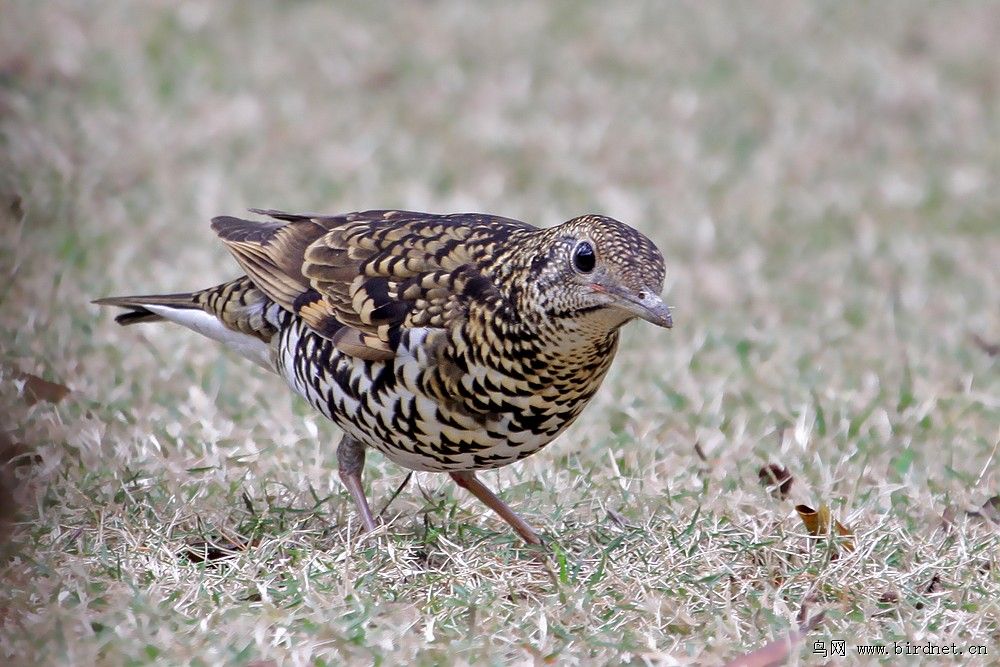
[572,241,596,273]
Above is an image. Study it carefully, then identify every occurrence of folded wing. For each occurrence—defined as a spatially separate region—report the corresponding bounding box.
[211,209,510,361]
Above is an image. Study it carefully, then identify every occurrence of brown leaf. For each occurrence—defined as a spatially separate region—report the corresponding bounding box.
[795,504,854,552]
[8,193,23,220]
[758,464,793,499]
[969,332,1000,357]
[0,431,17,461]
[794,504,825,535]
[0,432,41,468]
[724,611,826,667]
[879,590,899,604]
[941,505,958,531]
[693,440,708,462]
[0,432,22,548]
[17,371,70,405]
[972,496,1000,524]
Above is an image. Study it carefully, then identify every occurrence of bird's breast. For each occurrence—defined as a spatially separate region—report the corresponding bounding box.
[274,315,618,472]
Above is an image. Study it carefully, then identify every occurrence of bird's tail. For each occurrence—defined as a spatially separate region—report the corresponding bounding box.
[92,292,200,326]
[93,278,278,369]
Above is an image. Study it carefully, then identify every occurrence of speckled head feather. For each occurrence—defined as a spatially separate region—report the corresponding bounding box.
[496,214,669,333]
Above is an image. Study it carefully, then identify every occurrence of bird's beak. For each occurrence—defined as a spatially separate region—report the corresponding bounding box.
[594,284,673,329]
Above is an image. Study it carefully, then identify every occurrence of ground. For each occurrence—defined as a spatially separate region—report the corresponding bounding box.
[1,2,998,665]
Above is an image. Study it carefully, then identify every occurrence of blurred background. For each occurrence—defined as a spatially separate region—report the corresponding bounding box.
[3,2,997,345]
[1,1,998,664]
[4,2,999,319]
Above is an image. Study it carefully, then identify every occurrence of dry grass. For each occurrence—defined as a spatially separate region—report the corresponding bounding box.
[2,1,999,664]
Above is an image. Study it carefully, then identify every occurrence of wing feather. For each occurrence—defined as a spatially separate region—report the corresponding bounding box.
[211,210,525,360]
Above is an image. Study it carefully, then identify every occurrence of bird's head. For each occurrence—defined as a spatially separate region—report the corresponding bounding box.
[520,215,672,334]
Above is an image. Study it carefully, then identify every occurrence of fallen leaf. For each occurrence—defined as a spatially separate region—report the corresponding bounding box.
[724,610,826,667]
[0,431,16,460]
[758,464,793,499]
[693,440,708,462]
[795,504,854,552]
[969,332,999,357]
[0,432,41,467]
[941,505,958,531]
[0,433,22,548]
[9,193,23,220]
[983,496,1000,521]
[16,371,70,405]
[968,495,1000,524]
[879,590,899,604]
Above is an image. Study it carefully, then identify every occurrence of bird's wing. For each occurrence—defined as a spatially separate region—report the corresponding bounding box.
[212,210,525,361]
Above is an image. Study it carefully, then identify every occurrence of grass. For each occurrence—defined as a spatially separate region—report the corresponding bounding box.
[1,1,998,664]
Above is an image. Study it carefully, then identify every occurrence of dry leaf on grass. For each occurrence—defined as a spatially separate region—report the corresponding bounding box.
[0,432,41,468]
[968,332,999,357]
[966,496,1000,525]
[758,464,793,499]
[878,590,900,604]
[694,441,708,462]
[12,370,71,405]
[0,432,26,548]
[795,504,854,552]
[941,505,958,531]
[723,610,826,667]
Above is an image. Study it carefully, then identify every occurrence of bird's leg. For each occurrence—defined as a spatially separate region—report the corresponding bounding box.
[337,435,377,533]
[449,471,543,545]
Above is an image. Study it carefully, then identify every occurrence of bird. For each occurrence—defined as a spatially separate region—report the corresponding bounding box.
[95,209,672,545]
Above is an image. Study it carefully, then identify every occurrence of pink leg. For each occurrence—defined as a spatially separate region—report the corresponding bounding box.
[337,436,377,533]
[449,471,543,545]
